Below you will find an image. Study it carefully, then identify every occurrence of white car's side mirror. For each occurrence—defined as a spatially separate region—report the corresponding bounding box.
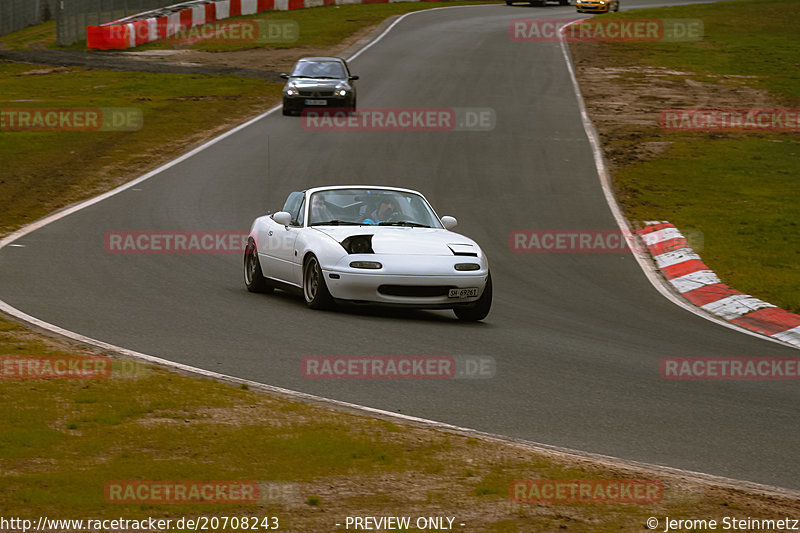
[441,216,457,230]
[273,211,292,227]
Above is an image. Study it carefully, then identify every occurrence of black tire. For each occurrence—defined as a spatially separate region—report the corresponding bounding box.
[614,0,619,11]
[244,238,273,294]
[560,0,569,5]
[453,272,492,322]
[506,0,513,5]
[303,255,334,310]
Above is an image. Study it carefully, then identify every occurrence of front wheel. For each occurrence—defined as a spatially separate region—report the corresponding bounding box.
[303,255,334,309]
[453,273,492,322]
[244,239,273,293]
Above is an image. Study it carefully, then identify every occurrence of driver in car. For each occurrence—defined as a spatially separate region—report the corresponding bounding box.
[310,194,333,224]
[364,198,397,225]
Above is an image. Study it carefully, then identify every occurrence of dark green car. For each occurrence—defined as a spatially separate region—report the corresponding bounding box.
[280,57,359,116]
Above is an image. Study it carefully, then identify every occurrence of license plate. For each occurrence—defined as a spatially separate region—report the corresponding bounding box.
[449,288,479,298]
[305,99,327,105]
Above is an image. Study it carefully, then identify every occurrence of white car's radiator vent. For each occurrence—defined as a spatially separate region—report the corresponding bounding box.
[448,244,478,257]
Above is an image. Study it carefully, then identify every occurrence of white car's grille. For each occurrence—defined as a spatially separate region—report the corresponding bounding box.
[378,285,454,297]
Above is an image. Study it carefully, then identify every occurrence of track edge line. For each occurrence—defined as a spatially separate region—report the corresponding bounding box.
[1,298,798,500]
[557,20,798,351]
[0,5,796,502]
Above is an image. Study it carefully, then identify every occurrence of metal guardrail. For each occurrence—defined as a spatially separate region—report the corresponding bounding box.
[54,0,181,46]
[0,0,57,38]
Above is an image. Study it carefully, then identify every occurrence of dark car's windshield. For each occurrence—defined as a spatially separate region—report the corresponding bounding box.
[290,61,346,80]
[308,189,443,228]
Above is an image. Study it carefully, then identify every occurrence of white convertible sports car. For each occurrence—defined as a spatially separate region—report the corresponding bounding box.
[244,185,492,321]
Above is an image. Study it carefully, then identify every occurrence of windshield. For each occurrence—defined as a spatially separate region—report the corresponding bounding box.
[290,61,346,79]
[307,189,443,228]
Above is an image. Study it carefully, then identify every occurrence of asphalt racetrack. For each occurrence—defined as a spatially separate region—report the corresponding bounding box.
[1,0,798,490]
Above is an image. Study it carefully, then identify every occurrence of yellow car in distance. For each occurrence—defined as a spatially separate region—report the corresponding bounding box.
[576,0,619,12]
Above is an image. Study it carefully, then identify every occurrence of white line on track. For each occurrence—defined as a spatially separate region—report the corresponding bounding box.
[0,4,798,500]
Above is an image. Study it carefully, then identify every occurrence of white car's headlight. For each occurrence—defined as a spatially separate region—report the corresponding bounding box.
[350,261,382,269]
[454,263,481,271]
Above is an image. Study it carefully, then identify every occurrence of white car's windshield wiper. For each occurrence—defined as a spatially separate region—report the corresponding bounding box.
[310,220,362,226]
[377,221,430,227]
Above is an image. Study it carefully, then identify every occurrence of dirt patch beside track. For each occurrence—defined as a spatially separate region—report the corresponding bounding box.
[568,41,778,176]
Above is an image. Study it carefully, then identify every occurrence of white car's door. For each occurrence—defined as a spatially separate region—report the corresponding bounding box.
[269,224,299,285]
[255,216,281,282]
[268,195,304,285]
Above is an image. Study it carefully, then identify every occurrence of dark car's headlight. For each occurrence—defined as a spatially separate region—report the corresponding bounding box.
[335,83,350,97]
[285,85,299,96]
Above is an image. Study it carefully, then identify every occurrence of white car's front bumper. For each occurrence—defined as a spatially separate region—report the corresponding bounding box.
[323,254,488,308]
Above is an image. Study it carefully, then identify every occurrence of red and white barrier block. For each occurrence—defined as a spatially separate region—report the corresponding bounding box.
[637,221,800,348]
[88,0,305,50]
[86,0,427,50]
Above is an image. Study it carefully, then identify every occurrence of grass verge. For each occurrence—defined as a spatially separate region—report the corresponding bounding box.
[3,316,800,531]
[0,62,282,234]
[569,0,800,312]
[0,2,798,530]
[0,2,500,52]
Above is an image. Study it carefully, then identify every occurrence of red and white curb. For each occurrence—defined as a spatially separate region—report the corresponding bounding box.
[637,222,800,348]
